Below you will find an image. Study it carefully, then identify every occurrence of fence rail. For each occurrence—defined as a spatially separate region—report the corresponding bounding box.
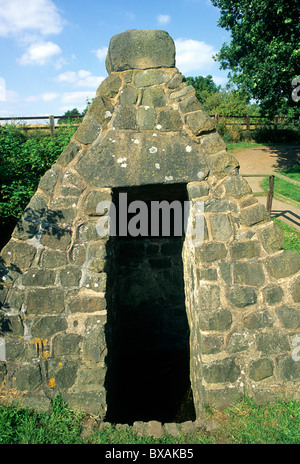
[243,172,300,214]
[0,113,299,134]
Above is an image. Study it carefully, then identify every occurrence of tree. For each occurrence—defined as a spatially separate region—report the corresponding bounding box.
[211,0,300,117]
[58,108,82,124]
[185,75,221,103]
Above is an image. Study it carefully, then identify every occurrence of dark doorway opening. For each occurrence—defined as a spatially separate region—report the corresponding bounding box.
[106,184,195,424]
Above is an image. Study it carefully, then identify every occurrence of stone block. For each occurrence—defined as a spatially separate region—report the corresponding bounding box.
[22,269,56,287]
[156,109,183,131]
[1,315,24,336]
[259,223,284,254]
[187,181,210,199]
[146,420,164,439]
[201,334,224,354]
[105,29,175,73]
[63,390,106,417]
[15,364,42,391]
[47,359,79,390]
[40,225,72,251]
[57,142,80,166]
[59,267,82,287]
[199,285,220,310]
[82,317,107,363]
[31,316,68,338]
[134,70,169,87]
[277,355,300,381]
[96,74,122,98]
[240,204,266,226]
[256,330,290,354]
[39,168,59,193]
[227,332,249,353]
[69,296,106,313]
[202,357,240,384]
[112,106,136,130]
[230,241,261,260]
[84,272,107,292]
[167,72,184,89]
[142,87,167,107]
[207,152,239,177]
[27,288,65,314]
[1,241,36,272]
[291,276,300,303]
[198,268,218,281]
[53,333,82,357]
[41,250,68,269]
[200,132,227,155]
[249,358,274,381]
[243,310,273,329]
[233,262,265,286]
[137,107,156,130]
[276,306,300,329]
[226,286,257,308]
[186,111,215,135]
[195,242,227,262]
[223,175,252,199]
[119,85,138,105]
[74,114,101,145]
[199,309,232,331]
[266,250,300,279]
[179,94,202,113]
[263,285,284,305]
[204,199,228,212]
[163,422,180,437]
[209,214,233,241]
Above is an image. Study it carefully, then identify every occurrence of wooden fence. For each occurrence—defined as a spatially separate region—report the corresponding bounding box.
[0,113,299,135]
[243,172,300,214]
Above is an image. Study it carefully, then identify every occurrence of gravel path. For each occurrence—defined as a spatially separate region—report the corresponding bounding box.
[232,144,300,231]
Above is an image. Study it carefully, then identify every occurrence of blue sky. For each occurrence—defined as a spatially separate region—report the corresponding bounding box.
[0,0,231,117]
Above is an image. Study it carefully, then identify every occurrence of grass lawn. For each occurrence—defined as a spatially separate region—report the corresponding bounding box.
[260,165,300,204]
[0,395,299,444]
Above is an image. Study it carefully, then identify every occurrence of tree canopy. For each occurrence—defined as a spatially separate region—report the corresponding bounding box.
[211,0,300,117]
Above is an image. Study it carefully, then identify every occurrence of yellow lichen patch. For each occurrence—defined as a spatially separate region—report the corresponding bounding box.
[48,378,55,388]
[40,351,50,360]
[30,338,47,349]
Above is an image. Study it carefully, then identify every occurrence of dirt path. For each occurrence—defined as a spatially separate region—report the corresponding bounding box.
[232,144,300,232]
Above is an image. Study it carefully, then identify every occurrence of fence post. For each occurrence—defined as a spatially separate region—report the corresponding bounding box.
[266,175,275,216]
[49,115,55,137]
[246,114,250,131]
[274,115,278,130]
[215,113,219,124]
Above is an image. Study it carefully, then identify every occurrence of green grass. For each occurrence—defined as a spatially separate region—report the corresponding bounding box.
[260,165,300,203]
[272,217,300,253]
[226,141,266,153]
[0,395,299,444]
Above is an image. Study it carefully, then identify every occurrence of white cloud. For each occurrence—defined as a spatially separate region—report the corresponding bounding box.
[56,70,105,89]
[157,14,171,25]
[0,0,63,38]
[175,38,217,73]
[25,92,59,103]
[17,41,62,66]
[60,91,96,112]
[212,75,228,86]
[0,77,5,101]
[94,47,108,62]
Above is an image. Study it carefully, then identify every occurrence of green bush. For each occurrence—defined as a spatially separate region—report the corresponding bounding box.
[0,124,76,222]
[252,127,300,144]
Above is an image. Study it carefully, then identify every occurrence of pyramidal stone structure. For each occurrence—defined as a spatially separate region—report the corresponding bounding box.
[0,30,299,419]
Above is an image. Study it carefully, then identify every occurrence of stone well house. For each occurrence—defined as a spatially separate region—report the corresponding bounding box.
[0,30,299,422]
